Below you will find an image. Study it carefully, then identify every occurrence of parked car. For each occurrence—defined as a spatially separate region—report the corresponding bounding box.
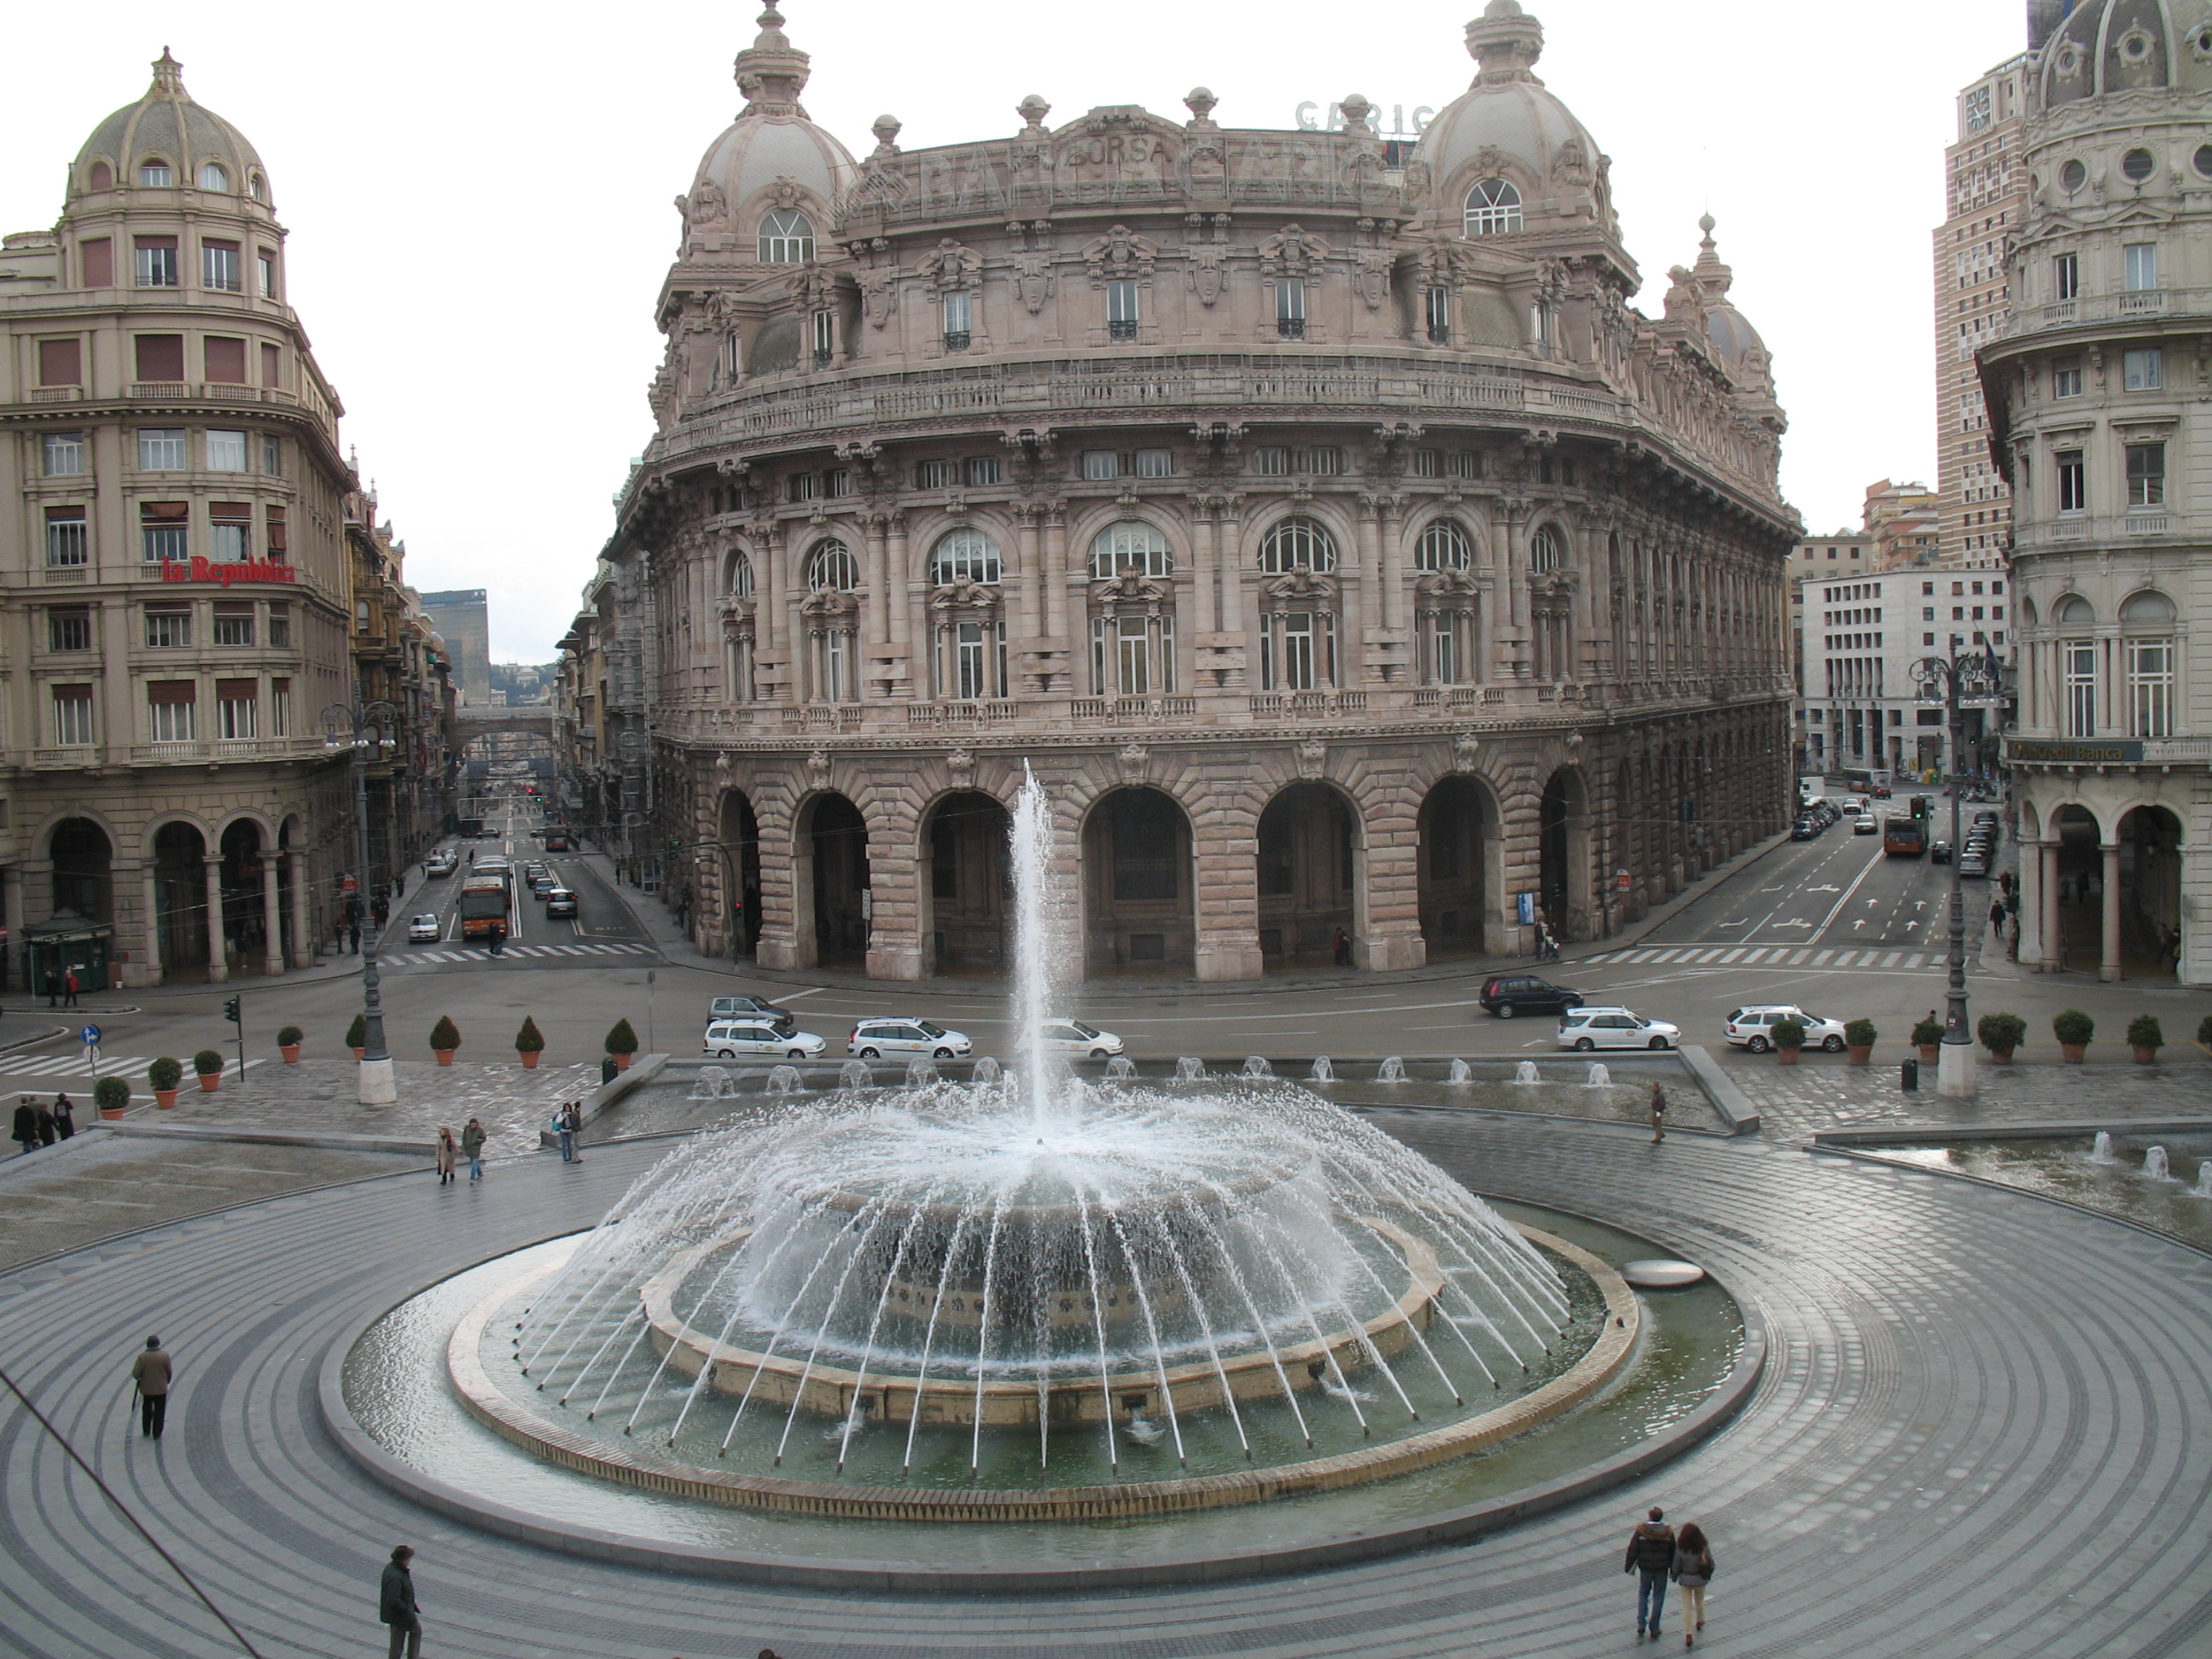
[406,913,441,942]
[1790,819,1819,841]
[1040,1019,1124,1058]
[1959,850,1990,877]
[1557,1006,1681,1051]
[1479,975,1585,1018]
[1854,814,1880,835]
[701,1020,826,1060]
[848,1018,972,1058]
[423,853,458,878]
[528,870,557,899]
[709,993,796,1028]
[1725,1005,1848,1053]
[544,888,578,917]
[1930,841,1953,864]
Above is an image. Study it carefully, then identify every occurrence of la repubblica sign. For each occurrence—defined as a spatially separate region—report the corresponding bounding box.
[157,556,297,586]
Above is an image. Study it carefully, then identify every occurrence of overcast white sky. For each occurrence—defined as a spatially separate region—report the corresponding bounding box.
[2,0,2028,661]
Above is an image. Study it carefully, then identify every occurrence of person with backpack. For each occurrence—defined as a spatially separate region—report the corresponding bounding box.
[1671,1521,1715,1645]
[1624,1505,1677,1639]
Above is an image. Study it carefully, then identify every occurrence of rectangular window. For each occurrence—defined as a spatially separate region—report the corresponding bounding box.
[47,609,91,651]
[964,455,1001,486]
[1082,451,1119,481]
[212,607,254,646]
[265,505,287,558]
[201,240,241,290]
[43,432,86,475]
[216,678,258,739]
[955,620,987,701]
[355,599,370,633]
[1412,448,1443,479]
[140,501,189,562]
[52,684,95,747]
[81,238,113,287]
[1306,446,1343,476]
[1447,450,1481,479]
[267,605,290,648]
[1089,615,1108,696]
[2122,348,2163,391]
[2126,443,2166,509]
[38,337,82,387]
[1254,445,1289,476]
[1278,612,1318,690]
[1134,448,1172,478]
[134,236,178,287]
[785,473,818,503]
[2064,641,2098,737]
[2122,242,2158,291]
[2053,253,2079,300]
[261,434,282,476]
[1106,279,1140,340]
[269,678,292,736]
[2052,358,2081,398]
[259,342,281,389]
[133,335,185,382]
[824,469,851,497]
[206,428,247,471]
[1275,279,1307,339]
[812,308,835,364]
[257,251,276,298]
[1431,611,1458,684]
[2056,450,2086,514]
[916,458,956,489]
[209,502,251,561]
[1424,287,1451,343]
[1115,613,1151,695]
[44,507,88,568]
[2127,639,2172,737]
[941,291,971,348]
[145,608,193,648]
[147,680,197,742]
[203,336,247,384]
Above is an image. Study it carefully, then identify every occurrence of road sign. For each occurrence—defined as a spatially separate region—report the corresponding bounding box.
[79,1024,102,1046]
[1615,868,1631,892]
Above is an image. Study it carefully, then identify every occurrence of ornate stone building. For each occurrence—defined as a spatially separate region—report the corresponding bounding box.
[602,2,1799,981]
[1984,0,2212,986]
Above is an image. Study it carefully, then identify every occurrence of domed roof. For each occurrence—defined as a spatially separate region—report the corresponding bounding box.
[684,6,856,233]
[73,49,271,203]
[2037,0,2212,107]
[1412,3,1614,236]
[1691,216,1767,370]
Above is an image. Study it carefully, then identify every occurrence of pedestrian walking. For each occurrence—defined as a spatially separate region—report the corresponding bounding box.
[33,1097,56,1148]
[44,971,59,1010]
[1649,1083,1668,1144]
[61,969,79,1008]
[131,1336,172,1441]
[558,1100,583,1163]
[434,1127,457,1186]
[51,1093,75,1140]
[379,1545,423,1659]
[1989,899,2005,934]
[1624,1505,1677,1639]
[12,1097,40,1156]
[1330,927,1351,968]
[462,1117,486,1184]
[1671,1521,1714,1645]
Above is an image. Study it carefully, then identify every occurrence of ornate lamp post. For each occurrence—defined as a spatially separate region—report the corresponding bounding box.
[324,700,400,1105]
[1911,649,2006,1099]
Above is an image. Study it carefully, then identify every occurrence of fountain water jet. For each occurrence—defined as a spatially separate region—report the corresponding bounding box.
[1174,1057,1206,1081]
[1310,1057,1335,1083]
[1584,1064,1610,1087]
[765,1066,806,1097]
[2145,1145,2174,1181]
[840,1060,874,1090]
[1106,1056,1138,1080]
[1377,1057,1407,1083]
[2090,1131,2118,1164]
[1447,1059,1472,1085]
[690,1067,738,1101]
[973,1057,1004,1084]
[1511,1062,1540,1085]
[2189,1162,2212,1200]
[1243,1057,1273,1078]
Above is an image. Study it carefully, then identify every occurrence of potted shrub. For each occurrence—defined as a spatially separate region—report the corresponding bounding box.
[429,1015,462,1067]
[276,1025,304,1064]
[2127,1014,2163,1064]
[192,1049,224,1092]
[1911,1017,1945,1064]
[1977,1012,2027,1064]
[1843,1019,1877,1066]
[346,1014,367,1062]
[2053,1009,2094,1063]
[515,1016,546,1070]
[94,1074,131,1121]
[604,1017,638,1071]
[1770,1017,1807,1066]
[2199,1012,2212,1059]
[148,1057,182,1110]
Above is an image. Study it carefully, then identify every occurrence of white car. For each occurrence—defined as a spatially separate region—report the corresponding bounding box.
[1724,1005,1848,1053]
[406,914,441,942]
[1854,814,1880,834]
[1556,1006,1681,1051]
[702,1020,826,1059]
[847,1018,972,1059]
[1840,797,1865,816]
[1040,1019,1124,1058]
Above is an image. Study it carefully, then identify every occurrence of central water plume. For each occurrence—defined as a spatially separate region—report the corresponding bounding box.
[1010,762,1062,1128]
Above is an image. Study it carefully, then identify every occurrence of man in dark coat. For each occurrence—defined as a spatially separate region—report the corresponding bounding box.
[380,1545,422,1659]
[33,1097,56,1147]
[1624,1505,1677,1638]
[50,1094,74,1140]
[130,1336,172,1440]
[12,1098,40,1155]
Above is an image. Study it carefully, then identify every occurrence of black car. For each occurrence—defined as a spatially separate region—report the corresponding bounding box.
[1480,975,1585,1018]
[1791,819,1818,841]
[1930,841,1953,864]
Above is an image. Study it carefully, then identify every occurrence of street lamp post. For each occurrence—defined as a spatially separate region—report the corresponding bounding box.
[324,700,400,1105]
[1911,649,2005,1100]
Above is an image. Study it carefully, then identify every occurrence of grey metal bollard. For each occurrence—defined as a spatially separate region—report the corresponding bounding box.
[1901,1057,1918,1091]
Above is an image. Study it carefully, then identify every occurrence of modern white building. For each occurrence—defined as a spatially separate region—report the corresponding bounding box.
[1797,568,2011,777]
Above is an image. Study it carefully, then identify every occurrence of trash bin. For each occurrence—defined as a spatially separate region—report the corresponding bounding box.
[601,1057,618,1086]
[1900,1057,1918,1092]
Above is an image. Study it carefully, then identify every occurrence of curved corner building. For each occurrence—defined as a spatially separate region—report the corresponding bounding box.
[600,2,1799,981]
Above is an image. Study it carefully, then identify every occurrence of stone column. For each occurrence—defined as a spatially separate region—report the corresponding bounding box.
[2099,841,2122,982]
[885,515,911,649]
[863,515,889,649]
[1042,504,1068,643]
[1345,498,1376,683]
[141,864,163,986]
[261,857,282,977]
[0,863,18,995]
[863,847,924,981]
[2037,839,2060,973]
[203,858,229,984]
[1192,832,1265,981]
[288,853,311,968]
[1191,504,1218,636]
[1015,504,1043,647]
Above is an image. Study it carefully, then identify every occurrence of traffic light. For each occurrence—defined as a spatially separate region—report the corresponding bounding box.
[223,997,241,1023]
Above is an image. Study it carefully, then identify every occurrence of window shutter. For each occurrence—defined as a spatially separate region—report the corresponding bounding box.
[80,239,113,287]
[54,683,94,699]
[260,342,281,387]
[204,336,247,383]
[265,508,288,553]
[141,501,189,524]
[147,679,197,705]
[216,678,257,701]
[38,338,82,386]
[134,335,185,380]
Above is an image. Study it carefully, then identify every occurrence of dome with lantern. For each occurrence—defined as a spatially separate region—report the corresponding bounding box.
[678,5,858,264]
[1411,1,1618,245]
[1689,215,1771,383]
[72,49,271,205]
[2035,0,2212,108]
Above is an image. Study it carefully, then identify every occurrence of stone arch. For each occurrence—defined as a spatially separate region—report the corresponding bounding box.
[46,817,114,926]
[2050,801,2104,972]
[792,790,871,969]
[1242,505,1353,572]
[1080,785,1195,975]
[217,818,269,975]
[1072,507,1180,577]
[722,545,756,597]
[1417,771,1502,958]
[2118,803,2184,978]
[920,788,1013,973]
[1539,765,1593,939]
[717,789,764,958]
[916,515,1016,584]
[1254,779,1361,970]
[151,819,211,980]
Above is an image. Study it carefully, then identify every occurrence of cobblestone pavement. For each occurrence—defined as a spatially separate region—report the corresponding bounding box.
[3,1113,2208,1658]
[1714,1051,2212,1138]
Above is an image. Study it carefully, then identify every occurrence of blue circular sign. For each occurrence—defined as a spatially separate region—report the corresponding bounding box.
[80,1024,102,1045]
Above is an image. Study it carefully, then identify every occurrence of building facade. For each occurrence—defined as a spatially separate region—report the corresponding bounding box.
[346,487,460,880]
[419,588,491,704]
[1983,0,2212,986]
[0,53,359,987]
[592,3,1800,981]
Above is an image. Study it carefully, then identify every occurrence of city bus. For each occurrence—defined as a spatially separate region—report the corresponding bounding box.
[1883,816,1927,857]
[459,872,512,940]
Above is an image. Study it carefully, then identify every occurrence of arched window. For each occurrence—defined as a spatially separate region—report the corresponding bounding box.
[757,210,814,264]
[1089,521,1172,579]
[2053,593,2095,626]
[1464,178,1522,236]
[197,162,230,191]
[247,172,266,201]
[1415,519,1473,572]
[137,159,174,187]
[2121,591,2175,737]
[931,528,1001,585]
[727,551,754,597]
[2120,590,2175,626]
[808,539,859,591]
[1530,526,1563,573]
[88,161,114,191]
[1258,516,1337,573]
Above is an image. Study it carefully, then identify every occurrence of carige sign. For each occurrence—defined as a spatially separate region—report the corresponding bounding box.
[158,556,297,586]
[1293,101,1434,137]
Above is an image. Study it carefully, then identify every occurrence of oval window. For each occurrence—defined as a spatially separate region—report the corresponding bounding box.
[2194,144,2212,179]
[2122,148,2154,182]
[2059,159,2087,192]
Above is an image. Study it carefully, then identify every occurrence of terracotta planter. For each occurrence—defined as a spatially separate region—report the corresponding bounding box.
[434,1049,456,1067]
[1847,1045,1872,1066]
[99,1106,128,1121]
[1776,1047,1801,1066]
[2131,1045,2159,1064]
[2060,1042,2087,1063]
[351,1046,365,1062]
[611,1052,634,1072]
[153,1089,178,1110]
[280,1045,300,1064]
[195,1072,220,1092]
[1986,1049,2014,1065]
[518,1051,540,1069]
[1917,1044,1941,1065]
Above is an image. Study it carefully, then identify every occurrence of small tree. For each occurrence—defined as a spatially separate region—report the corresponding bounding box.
[515,1016,546,1054]
[192,1049,224,1076]
[93,1075,131,1115]
[148,1057,182,1091]
[1977,1012,2027,1056]
[604,1017,639,1056]
[276,1024,304,1048]
[1843,1019,1877,1051]
[346,1014,367,1050]
[1911,1016,1945,1050]
[429,1015,463,1053]
[2127,1014,2163,1052]
[1770,1017,1807,1051]
[2052,1009,2095,1048]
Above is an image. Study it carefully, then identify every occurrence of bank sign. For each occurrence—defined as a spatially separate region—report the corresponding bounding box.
[2006,738,2144,764]
[158,556,297,586]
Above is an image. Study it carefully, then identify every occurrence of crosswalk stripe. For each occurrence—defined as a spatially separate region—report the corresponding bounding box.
[1788,949,1811,964]
[1691,948,1724,963]
[1719,948,1745,963]
[1880,952,1903,968]
[1628,948,1662,962]
[1812,949,1834,964]
[1736,948,1767,963]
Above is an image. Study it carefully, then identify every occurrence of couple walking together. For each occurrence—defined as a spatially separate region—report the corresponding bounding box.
[1626,1506,1715,1644]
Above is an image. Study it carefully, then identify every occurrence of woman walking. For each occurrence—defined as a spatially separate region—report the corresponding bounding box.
[434,1127,457,1186]
[1672,1521,1714,1645]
